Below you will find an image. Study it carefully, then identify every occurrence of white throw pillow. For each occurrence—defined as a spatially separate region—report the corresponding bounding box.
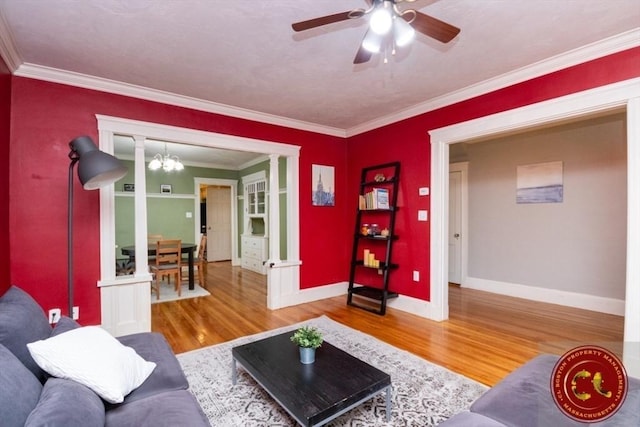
[27,326,156,404]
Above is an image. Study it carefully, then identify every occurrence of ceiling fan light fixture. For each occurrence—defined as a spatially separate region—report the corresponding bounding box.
[369,1,393,35]
[362,29,383,53]
[393,16,415,47]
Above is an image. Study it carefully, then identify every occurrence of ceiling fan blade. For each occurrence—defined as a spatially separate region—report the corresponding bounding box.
[405,11,460,43]
[353,36,373,64]
[292,11,353,32]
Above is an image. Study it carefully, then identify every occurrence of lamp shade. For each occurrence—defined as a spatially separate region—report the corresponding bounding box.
[362,28,383,53]
[69,136,128,190]
[394,17,415,47]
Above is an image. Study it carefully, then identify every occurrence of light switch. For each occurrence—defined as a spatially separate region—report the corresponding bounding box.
[418,210,428,221]
[186,212,193,218]
[419,187,430,196]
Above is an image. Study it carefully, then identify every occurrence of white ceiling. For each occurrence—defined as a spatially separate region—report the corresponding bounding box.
[0,0,638,167]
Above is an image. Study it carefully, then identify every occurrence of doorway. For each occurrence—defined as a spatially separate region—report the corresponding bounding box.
[430,80,640,376]
[97,115,301,337]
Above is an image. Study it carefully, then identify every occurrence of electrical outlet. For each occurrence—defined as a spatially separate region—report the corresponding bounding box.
[48,308,61,324]
[72,306,79,320]
[413,271,420,282]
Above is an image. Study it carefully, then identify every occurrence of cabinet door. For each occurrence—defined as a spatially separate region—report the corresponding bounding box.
[246,183,257,215]
[256,180,266,214]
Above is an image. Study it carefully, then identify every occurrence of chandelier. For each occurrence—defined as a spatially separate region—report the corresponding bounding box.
[148,144,184,172]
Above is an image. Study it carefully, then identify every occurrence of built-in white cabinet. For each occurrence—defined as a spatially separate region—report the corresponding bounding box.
[241,235,268,274]
[242,171,268,236]
[242,171,268,274]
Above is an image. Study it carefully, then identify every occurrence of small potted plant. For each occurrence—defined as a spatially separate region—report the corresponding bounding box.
[290,326,323,364]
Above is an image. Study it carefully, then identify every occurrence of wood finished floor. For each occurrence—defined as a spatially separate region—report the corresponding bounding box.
[151,261,624,387]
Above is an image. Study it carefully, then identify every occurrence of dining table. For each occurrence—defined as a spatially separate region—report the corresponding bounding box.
[120,243,197,290]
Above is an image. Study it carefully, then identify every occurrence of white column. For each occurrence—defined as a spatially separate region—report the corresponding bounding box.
[429,137,450,321]
[98,129,119,280]
[268,154,281,265]
[287,154,300,261]
[133,135,150,276]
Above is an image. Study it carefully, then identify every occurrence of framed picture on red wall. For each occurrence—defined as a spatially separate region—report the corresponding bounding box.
[312,164,335,206]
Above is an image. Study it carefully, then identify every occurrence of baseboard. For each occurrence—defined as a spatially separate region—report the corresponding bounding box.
[277,281,349,308]
[279,282,438,320]
[386,294,435,320]
[463,276,625,316]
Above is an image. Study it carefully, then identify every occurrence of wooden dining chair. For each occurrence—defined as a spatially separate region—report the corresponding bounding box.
[147,234,164,243]
[149,239,182,300]
[183,234,207,286]
[147,234,163,264]
[194,235,207,285]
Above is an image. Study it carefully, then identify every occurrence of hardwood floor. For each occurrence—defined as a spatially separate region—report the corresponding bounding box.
[152,261,624,386]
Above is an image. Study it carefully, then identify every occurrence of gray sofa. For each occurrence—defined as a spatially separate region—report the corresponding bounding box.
[439,353,639,426]
[0,285,210,427]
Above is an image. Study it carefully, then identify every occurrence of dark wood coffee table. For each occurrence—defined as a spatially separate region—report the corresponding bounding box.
[231,331,391,426]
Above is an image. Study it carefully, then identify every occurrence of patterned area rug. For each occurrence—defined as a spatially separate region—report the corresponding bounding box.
[177,316,488,426]
[150,281,209,304]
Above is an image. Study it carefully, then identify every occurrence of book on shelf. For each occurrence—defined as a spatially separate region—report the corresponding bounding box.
[374,188,389,209]
[360,188,390,210]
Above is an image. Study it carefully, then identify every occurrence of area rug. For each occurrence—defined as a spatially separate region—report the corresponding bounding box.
[177,315,488,426]
[150,281,210,304]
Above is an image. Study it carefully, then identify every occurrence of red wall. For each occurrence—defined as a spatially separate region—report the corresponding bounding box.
[348,47,640,300]
[0,56,11,294]
[9,80,349,322]
[8,47,639,321]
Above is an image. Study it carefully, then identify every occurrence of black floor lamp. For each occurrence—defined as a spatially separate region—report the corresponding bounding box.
[68,136,128,317]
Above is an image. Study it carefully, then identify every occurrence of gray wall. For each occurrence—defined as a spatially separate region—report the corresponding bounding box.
[461,113,627,299]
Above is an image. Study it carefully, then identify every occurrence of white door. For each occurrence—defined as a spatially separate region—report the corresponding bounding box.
[448,170,462,284]
[206,186,232,261]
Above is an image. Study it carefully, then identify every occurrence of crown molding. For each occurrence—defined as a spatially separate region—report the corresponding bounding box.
[345,28,640,137]
[13,63,347,138]
[6,25,638,138]
[0,11,21,71]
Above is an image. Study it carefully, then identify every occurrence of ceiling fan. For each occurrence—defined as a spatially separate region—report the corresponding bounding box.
[291,0,460,64]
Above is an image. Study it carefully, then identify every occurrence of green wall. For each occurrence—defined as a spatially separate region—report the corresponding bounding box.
[115,160,240,251]
[116,158,288,261]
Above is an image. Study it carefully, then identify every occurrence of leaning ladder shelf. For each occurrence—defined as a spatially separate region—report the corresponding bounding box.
[347,162,400,315]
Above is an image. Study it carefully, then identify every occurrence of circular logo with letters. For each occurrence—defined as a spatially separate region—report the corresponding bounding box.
[551,345,628,423]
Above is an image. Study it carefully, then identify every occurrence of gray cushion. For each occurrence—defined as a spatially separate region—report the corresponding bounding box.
[50,316,81,336]
[105,390,210,427]
[0,286,52,382]
[0,344,43,427]
[25,378,105,427]
[471,354,640,427]
[439,411,507,426]
[115,332,189,405]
